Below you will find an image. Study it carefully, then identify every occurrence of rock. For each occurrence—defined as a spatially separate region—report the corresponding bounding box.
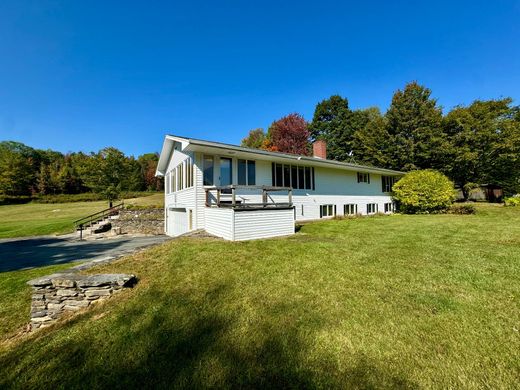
[47,303,64,311]
[85,289,112,297]
[31,316,53,323]
[63,305,81,311]
[76,274,135,288]
[52,278,76,288]
[56,289,78,297]
[30,310,48,318]
[32,294,45,300]
[62,300,90,307]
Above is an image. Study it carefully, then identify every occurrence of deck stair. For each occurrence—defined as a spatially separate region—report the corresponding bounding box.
[73,202,124,239]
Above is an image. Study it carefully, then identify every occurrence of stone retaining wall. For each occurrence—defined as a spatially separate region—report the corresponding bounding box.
[113,208,164,235]
[27,273,136,330]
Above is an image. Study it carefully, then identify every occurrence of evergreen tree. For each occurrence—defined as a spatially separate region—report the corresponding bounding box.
[385,82,444,170]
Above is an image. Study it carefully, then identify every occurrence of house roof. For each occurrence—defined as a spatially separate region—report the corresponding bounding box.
[156,134,404,176]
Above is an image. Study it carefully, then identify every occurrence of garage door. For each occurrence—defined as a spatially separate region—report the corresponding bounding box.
[167,208,188,236]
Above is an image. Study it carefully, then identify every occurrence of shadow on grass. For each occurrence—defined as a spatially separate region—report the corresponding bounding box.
[0,283,418,389]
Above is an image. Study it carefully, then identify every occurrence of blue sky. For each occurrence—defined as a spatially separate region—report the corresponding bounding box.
[1,1,519,156]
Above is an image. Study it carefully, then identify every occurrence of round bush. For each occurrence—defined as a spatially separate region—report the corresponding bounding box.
[392,170,456,214]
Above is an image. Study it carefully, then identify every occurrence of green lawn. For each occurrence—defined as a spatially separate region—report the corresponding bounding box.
[1,204,519,388]
[0,193,163,238]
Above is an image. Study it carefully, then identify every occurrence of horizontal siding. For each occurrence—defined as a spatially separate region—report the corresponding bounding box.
[205,208,233,240]
[230,190,393,221]
[233,209,294,241]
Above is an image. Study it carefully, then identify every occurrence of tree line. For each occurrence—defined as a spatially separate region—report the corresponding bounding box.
[0,141,163,200]
[241,82,520,197]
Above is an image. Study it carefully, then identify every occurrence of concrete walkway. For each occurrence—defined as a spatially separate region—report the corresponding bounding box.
[0,234,171,273]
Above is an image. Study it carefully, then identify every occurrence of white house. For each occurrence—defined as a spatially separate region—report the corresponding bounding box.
[156,135,403,241]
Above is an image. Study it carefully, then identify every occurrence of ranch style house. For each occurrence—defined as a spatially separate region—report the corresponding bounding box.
[156,135,403,240]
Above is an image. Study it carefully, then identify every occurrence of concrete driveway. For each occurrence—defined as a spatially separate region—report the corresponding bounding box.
[0,235,171,272]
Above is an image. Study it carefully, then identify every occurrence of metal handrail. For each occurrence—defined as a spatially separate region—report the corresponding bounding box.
[74,202,124,239]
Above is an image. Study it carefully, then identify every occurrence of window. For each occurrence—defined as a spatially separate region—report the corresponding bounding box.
[203,156,214,186]
[275,163,283,187]
[165,173,170,194]
[344,204,357,215]
[271,163,315,190]
[384,202,394,213]
[357,172,370,183]
[178,163,183,190]
[298,166,304,189]
[382,176,397,192]
[168,158,194,193]
[367,203,378,214]
[320,204,336,218]
[220,157,232,186]
[305,167,311,190]
[238,159,256,185]
[247,160,255,185]
[291,166,298,188]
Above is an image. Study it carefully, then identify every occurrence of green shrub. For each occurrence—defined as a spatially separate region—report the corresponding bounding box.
[393,170,456,214]
[504,195,520,207]
[448,203,476,215]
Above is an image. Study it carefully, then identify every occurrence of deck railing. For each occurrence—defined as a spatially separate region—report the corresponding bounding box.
[205,185,293,210]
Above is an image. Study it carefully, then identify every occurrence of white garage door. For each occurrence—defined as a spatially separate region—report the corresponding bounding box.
[167,208,188,236]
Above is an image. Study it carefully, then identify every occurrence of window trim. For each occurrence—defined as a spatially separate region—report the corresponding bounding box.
[357,172,370,184]
[320,204,336,218]
[344,203,358,216]
[367,203,378,214]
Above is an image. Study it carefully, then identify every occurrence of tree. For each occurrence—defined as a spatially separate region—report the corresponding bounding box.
[241,129,266,149]
[0,144,34,196]
[443,98,520,197]
[268,113,310,155]
[83,147,129,203]
[385,82,445,171]
[351,107,391,167]
[309,95,353,160]
[138,153,163,191]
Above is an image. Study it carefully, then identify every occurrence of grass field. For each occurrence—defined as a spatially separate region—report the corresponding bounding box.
[0,193,163,239]
[1,204,519,388]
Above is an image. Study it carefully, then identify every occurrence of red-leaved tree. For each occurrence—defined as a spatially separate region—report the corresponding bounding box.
[267,113,310,155]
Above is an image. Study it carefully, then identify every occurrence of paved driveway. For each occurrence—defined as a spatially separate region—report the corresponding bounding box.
[0,235,171,272]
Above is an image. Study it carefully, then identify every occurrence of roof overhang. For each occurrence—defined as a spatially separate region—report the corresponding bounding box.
[156,134,404,176]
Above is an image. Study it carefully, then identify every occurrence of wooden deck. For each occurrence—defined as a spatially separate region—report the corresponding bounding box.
[205,185,293,210]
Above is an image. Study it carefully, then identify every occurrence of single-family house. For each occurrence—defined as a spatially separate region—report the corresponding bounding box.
[156,135,403,240]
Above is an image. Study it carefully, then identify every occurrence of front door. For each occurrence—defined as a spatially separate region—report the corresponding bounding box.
[220,157,232,186]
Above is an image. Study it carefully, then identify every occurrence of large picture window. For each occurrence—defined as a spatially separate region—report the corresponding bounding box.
[271,163,315,190]
[238,159,256,185]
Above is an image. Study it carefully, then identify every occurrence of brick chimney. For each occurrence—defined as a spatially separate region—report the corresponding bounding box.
[313,139,327,159]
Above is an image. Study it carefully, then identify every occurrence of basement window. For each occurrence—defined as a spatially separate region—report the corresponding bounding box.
[344,204,358,216]
[320,204,336,218]
[367,203,378,214]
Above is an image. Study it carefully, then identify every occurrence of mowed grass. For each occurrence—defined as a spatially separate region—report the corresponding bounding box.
[1,204,520,388]
[0,193,164,238]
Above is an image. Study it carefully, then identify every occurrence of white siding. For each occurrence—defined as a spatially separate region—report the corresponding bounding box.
[205,207,234,240]
[233,209,294,241]
[163,144,198,235]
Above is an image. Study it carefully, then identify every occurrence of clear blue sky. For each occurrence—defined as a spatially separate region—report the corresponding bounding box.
[1,1,519,156]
